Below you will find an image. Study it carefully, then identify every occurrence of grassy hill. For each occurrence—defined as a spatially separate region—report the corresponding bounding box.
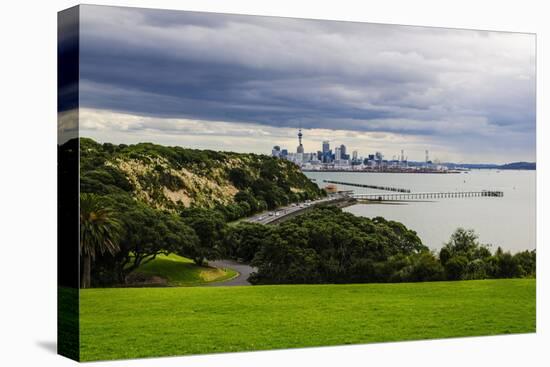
[79,278,535,361]
[79,137,324,212]
[127,254,237,287]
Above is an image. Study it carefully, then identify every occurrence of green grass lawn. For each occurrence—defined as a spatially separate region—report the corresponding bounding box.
[130,253,238,286]
[79,278,535,361]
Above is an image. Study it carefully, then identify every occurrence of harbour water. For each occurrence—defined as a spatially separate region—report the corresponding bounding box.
[304,170,536,252]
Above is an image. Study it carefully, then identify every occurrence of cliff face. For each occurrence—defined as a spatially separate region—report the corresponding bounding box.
[79,138,323,211]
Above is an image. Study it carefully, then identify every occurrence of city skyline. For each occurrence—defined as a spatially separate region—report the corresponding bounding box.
[73,6,536,164]
[271,128,449,169]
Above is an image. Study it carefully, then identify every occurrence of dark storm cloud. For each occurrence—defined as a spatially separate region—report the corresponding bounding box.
[78,5,535,159]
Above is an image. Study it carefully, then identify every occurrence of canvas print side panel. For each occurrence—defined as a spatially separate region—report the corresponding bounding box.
[57,5,80,362]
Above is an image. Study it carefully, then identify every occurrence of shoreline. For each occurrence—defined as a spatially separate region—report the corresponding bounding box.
[302,168,535,174]
[302,169,462,174]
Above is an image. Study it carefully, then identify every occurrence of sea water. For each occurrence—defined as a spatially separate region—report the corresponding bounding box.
[304,170,535,252]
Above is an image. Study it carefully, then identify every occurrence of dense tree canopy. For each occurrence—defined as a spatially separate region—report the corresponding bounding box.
[223,206,435,284]
[438,228,535,280]
[222,207,535,285]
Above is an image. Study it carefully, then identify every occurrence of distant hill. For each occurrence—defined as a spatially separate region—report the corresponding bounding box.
[441,161,536,170]
[498,162,536,170]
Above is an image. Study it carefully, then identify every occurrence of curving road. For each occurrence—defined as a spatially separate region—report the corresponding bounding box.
[206,259,257,286]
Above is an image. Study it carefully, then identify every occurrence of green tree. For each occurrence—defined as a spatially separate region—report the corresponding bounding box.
[234,190,260,213]
[495,251,521,278]
[441,228,479,258]
[439,247,451,266]
[92,194,200,285]
[80,193,122,288]
[444,255,468,280]
[463,259,488,280]
[181,208,226,265]
[222,222,272,262]
[228,168,253,189]
[513,250,536,277]
[407,252,445,282]
[440,228,492,264]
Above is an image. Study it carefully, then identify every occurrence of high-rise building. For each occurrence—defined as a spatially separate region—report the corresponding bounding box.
[352,150,358,161]
[340,144,347,160]
[335,146,342,161]
[322,140,330,154]
[321,141,331,163]
[272,145,281,157]
[297,128,304,154]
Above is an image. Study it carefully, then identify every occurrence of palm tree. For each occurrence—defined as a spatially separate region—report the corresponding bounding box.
[80,193,122,288]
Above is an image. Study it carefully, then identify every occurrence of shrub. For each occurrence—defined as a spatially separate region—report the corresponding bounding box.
[463,259,488,280]
[444,255,469,280]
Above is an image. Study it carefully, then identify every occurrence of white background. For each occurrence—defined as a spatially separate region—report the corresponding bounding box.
[0,0,547,366]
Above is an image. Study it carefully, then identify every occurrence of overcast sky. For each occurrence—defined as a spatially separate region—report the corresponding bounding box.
[77,5,536,163]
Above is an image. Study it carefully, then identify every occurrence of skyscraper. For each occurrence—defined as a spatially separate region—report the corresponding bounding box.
[335,146,342,161]
[340,144,347,160]
[322,140,330,153]
[322,140,331,163]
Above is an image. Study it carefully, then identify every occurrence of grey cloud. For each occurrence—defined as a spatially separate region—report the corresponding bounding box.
[77,5,536,161]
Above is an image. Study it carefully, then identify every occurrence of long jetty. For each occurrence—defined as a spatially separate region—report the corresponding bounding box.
[323,179,410,193]
[353,190,503,201]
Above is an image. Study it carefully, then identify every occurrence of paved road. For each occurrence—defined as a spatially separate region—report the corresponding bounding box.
[207,259,257,286]
[245,194,348,225]
[206,195,351,286]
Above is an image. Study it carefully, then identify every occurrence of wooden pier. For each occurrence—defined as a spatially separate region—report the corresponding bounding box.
[353,190,503,201]
[323,179,410,193]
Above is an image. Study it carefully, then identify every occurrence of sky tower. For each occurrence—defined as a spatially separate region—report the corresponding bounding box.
[297,128,304,154]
